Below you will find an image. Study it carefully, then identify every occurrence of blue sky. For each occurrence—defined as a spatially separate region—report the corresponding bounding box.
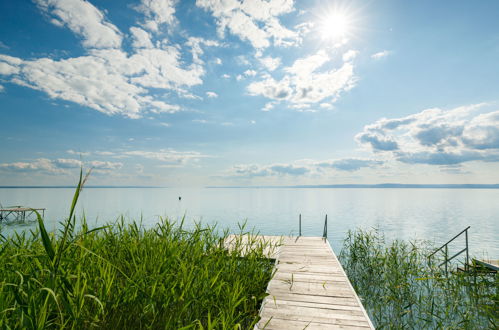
[0,0,498,186]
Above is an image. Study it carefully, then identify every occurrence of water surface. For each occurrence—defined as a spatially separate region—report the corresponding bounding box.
[0,187,497,258]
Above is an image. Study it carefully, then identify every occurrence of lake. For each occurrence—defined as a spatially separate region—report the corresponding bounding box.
[0,187,497,258]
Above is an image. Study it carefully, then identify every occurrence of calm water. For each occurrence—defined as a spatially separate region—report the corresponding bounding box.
[0,188,497,258]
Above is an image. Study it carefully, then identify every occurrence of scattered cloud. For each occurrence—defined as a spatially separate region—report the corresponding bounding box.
[342,50,358,62]
[371,50,391,59]
[248,49,356,108]
[262,102,275,111]
[122,149,209,165]
[130,26,154,48]
[0,2,227,118]
[67,149,91,156]
[244,69,257,77]
[230,163,310,178]
[225,157,383,178]
[34,0,122,49]
[206,91,218,98]
[316,158,383,171]
[222,73,230,79]
[193,119,209,124]
[259,56,281,71]
[0,158,122,174]
[134,0,177,32]
[356,103,499,165]
[196,0,298,49]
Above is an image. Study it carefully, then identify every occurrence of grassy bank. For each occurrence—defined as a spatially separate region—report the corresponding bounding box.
[340,229,498,329]
[0,173,274,329]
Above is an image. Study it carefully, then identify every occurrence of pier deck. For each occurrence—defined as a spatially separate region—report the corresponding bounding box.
[225,235,374,329]
[0,207,45,222]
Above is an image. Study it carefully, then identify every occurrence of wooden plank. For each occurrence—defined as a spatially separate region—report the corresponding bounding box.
[258,317,371,329]
[225,235,374,329]
[262,298,364,312]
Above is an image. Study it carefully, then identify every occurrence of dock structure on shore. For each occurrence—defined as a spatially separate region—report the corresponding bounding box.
[225,235,374,329]
[0,206,45,222]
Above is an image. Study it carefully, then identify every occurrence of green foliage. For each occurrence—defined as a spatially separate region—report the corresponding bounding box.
[340,229,498,329]
[0,172,273,329]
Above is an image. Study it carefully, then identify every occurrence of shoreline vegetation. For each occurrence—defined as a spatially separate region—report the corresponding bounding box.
[0,172,274,329]
[340,229,498,329]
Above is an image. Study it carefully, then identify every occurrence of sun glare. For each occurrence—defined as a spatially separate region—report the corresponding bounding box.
[320,11,351,40]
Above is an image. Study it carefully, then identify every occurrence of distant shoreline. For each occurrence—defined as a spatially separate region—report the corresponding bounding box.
[1,184,499,189]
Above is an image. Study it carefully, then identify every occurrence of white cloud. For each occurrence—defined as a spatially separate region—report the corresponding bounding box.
[185,37,220,65]
[88,160,123,170]
[53,158,82,168]
[262,102,275,111]
[0,158,63,174]
[159,122,171,127]
[222,73,230,79]
[248,49,356,107]
[371,50,391,59]
[0,158,121,174]
[244,69,257,77]
[134,0,177,32]
[193,119,209,124]
[342,50,358,62]
[0,44,208,117]
[35,0,122,49]
[130,27,154,48]
[0,85,4,92]
[196,0,297,49]
[122,149,209,165]
[0,61,20,75]
[356,103,499,165]
[206,91,218,98]
[214,57,222,65]
[259,56,281,71]
[67,149,91,156]
[225,157,382,178]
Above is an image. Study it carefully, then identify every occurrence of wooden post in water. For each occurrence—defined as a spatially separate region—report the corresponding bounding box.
[299,214,302,236]
[323,214,328,239]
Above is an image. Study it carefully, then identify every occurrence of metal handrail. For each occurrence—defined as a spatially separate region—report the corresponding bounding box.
[428,226,470,274]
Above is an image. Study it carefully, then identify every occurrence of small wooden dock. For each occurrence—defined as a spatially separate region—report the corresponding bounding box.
[225,235,374,329]
[0,206,45,222]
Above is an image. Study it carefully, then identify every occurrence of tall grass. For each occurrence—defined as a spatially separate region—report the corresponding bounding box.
[0,171,274,329]
[340,229,498,329]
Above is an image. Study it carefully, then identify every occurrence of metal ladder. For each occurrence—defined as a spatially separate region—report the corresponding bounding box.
[427,226,470,275]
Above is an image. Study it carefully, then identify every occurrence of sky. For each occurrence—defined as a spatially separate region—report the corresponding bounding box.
[0,0,498,187]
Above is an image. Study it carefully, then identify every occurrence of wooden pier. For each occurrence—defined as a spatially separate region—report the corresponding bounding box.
[225,235,374,329]
[0,206,45,222]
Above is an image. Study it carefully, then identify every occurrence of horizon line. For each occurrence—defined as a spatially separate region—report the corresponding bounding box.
[1,183,499,189]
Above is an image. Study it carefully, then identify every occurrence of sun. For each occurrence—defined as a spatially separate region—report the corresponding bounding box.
[319,11,352,40]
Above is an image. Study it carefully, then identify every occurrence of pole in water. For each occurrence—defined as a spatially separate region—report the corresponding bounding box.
[178,196,181,201]
[299,214,302,236]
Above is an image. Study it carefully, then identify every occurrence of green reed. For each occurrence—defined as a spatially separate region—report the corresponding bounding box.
[0,171,275,329]
[339,229,498,329]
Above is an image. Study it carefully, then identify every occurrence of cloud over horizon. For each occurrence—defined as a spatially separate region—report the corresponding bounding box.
[356,103,499,165]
